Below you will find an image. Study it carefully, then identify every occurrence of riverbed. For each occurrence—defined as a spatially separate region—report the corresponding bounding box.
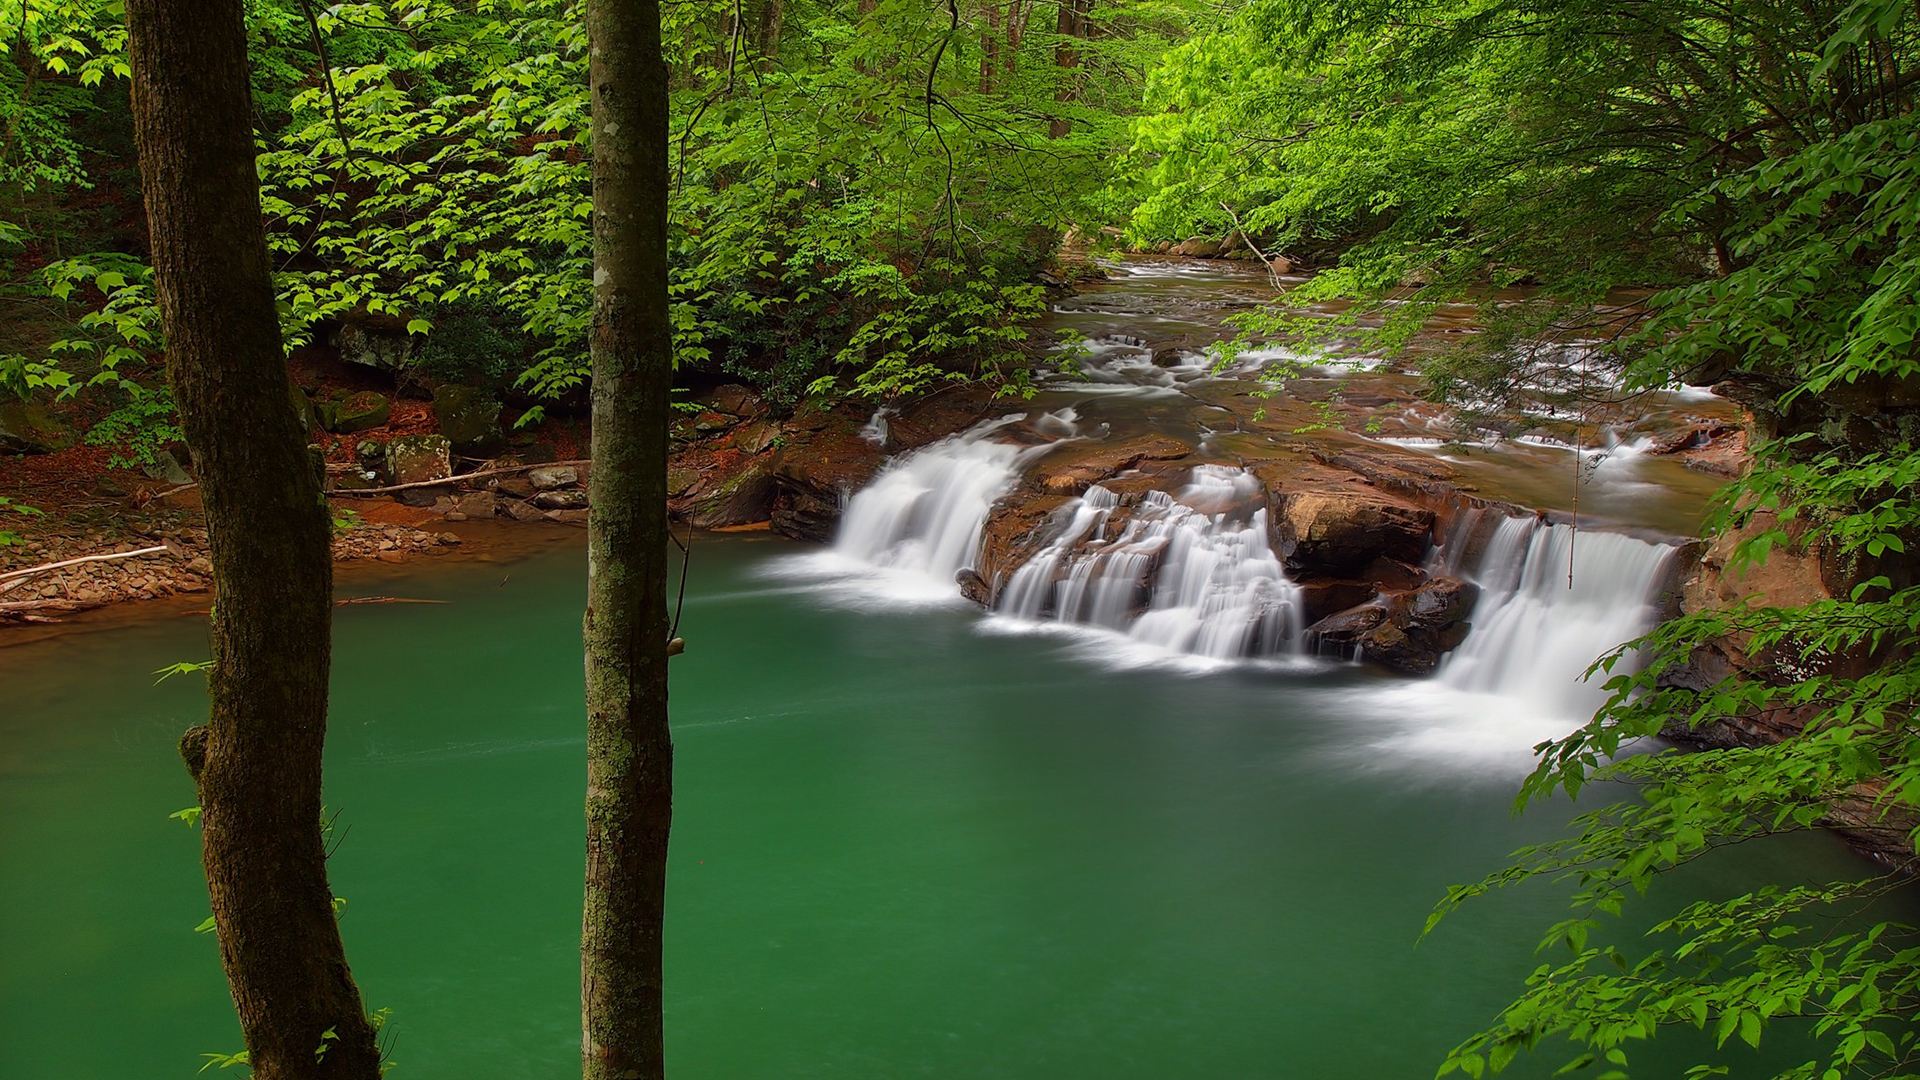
[0,533,1891,1078]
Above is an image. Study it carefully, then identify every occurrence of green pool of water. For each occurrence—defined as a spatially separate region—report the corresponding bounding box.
[0,535,1893,1077]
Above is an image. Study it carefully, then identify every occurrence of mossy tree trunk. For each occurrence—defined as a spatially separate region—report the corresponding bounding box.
[124,1,380,1077]
[580,0,675,1074]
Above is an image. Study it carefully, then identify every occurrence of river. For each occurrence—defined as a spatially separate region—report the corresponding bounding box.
[0,259,1905,1077]
[0,534,1894,1078]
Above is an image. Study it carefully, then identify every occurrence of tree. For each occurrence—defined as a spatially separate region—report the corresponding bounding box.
[1132,0,1920,1074]
[579,0,675,1074]
[122,0,381,1076]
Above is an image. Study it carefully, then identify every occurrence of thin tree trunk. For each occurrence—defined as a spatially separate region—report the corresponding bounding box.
[1047,0,1091,138]
[123,2,380,1078]
[581,0,675,1073]
[981,1,1001,93]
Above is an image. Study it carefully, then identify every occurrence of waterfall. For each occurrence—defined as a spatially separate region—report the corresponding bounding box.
[830,416,1036,585]
[992,465,1307,661]
[1436,511,1678,719]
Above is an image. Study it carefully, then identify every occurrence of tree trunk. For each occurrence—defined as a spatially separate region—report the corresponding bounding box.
[1048,0,1092,138]
[123,2,380,1078]
[581,0,675,1074]
[981,1,1001,93]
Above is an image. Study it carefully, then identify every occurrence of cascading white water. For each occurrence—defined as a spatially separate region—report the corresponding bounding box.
[1437,511,1677,719]
[830,416,1038,586]
[993,465,1307,661]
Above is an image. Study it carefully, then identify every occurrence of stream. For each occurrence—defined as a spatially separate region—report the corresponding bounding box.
[1,260,1908,1078]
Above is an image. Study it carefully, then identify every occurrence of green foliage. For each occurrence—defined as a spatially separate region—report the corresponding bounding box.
[5,0,1203,419]
[0,495,41,546]
[196,1050,250,1073]
[1136,0,1920,1075]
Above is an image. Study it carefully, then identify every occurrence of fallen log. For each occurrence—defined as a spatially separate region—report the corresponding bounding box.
[326,459,590,498]
[0,545,172,584]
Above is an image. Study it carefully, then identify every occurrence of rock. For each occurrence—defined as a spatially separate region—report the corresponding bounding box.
[666,465,702,497]
[289,383,318,434]
[384,434,451,486]
[449,491,497,518]
[501,498,546,523]
[1027,434,1192,497]
[329,391,391,435]
[1262,471,1435,575]
[1362,556,1427,591]
[769,426,887,543]
[1150,347,1187,368]
[1268,255,1294,275]
[494,475,536,499]
[533,489,589,511]
[0,399,75,453]
[704,384,758,417]
[730,418,783,455]
[685,454,778,529]
[1306,604,1388,645]
[431,385,504,454]
[956,568,991,606]
[1405,576,1479,629]
[336,321,414,373]
[144,449,194,486]
[1307,577,1479,674]
[527,465,580,491]
[545,508,590,525]
[355,439,385,469]
[1298,580,1379,625]
[1171,237,1223,258]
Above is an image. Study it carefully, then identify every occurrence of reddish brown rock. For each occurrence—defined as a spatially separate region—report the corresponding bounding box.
[1257,464,1435,574]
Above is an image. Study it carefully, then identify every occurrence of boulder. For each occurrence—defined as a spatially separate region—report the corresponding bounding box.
[336,321,413,373]
[730,418,783,455]
[769,426,887,543]
[143,448,193,486]
[289,384,318,434]
[528,465,580,491]
[1306,577,1479,674]
[1298,580,1379,625]
[1264,474,1434,575]
[448,490,498,519]
[0,399,74,453]
[329,391,391,435]
[494,475,537,499]
[501,497,546,523]
[1306,604,1388,647]
[704,384,759,417]
[533,489,589,511]
[385,434,451,487]
[1405,576,1479,630]
[686,453,779,529]
[432,385,504,454]
[956,568,991,606]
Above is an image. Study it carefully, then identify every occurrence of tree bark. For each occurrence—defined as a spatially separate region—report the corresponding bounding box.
[981,0,1001,93]
[123,2,380,1078]
[1047,0,1092,138]
[581,0,675,1075]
